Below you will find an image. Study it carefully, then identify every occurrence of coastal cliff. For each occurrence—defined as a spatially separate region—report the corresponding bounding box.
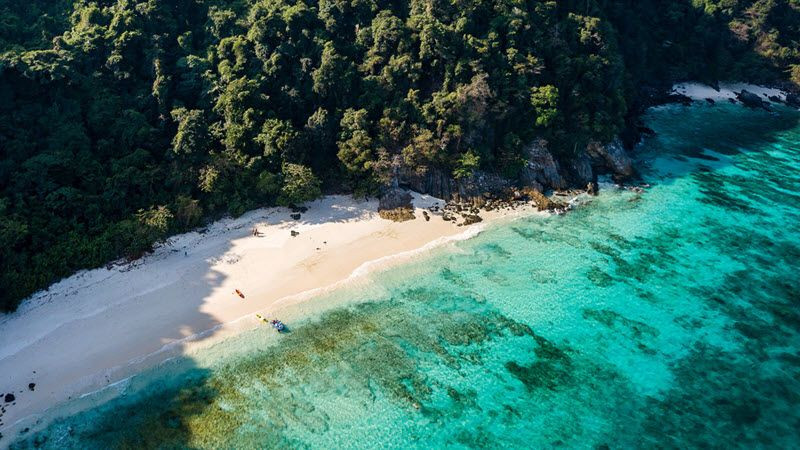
[385,137,633,208]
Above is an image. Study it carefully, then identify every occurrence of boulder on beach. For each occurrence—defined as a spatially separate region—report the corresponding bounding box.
[519,187,564,211]
[378,188,413,211]
[378,187,416,222]
[379,207,415,222]
[462,214,483,225]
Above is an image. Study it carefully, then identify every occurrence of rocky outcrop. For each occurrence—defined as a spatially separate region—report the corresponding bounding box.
[461,214,483,225]
[378,188,412,211]
[398,167,455,200]
[786,92,800,108]
[396,134,639,204]
[520,139,567,190]
[567,152,593,186]
[736,90,770,111]
[455,170,511,200]
[520,187,564,211]
[378,207,415,222]
[398,168,510,203]
[586,139,634,179]
[378,188,415,222]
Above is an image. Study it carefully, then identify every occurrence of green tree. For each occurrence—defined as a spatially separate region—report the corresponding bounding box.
[278,163,321,206]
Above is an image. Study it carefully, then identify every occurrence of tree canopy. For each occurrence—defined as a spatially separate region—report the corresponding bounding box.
[1,0,798,311]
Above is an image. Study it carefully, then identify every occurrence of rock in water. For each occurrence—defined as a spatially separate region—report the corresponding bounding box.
[736,90,770,110]
[290,213,301,220]
[28,383,35,391]
[4,394,14,403]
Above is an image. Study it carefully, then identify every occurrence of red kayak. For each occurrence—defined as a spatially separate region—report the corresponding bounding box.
[235,289,245,299]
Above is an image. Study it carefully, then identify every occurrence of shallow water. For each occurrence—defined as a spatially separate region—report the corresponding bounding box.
[10,102,800,448]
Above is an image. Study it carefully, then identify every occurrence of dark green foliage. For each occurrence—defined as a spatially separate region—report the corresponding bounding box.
[1,0,798,311]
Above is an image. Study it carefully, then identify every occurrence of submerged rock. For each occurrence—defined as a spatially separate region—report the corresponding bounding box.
[4,394,14,403]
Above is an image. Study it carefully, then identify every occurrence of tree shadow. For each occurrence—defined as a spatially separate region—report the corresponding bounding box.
[633,102,800,188]
[0,191,393,447]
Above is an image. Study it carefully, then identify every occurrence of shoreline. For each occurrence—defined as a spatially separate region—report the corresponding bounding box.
[672,81,789,103]
[0,191,549,440]
[2,80,783,441]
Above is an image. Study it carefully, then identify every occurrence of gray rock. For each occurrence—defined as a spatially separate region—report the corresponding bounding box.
[462,214,483,225]
[586,139,633,178]
[568,152,593,185]
[378,188,413,211]
[520,139,567,190]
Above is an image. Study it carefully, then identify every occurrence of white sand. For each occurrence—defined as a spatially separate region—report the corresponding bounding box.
[0,192,538,436]
[673,81,788,102]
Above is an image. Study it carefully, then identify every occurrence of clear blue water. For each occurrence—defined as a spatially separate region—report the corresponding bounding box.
[10,102,800,448]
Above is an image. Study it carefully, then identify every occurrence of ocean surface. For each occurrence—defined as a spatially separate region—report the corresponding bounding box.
[10,102,800,448]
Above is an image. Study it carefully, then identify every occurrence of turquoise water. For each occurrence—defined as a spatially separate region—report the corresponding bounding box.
[10,102,800,448]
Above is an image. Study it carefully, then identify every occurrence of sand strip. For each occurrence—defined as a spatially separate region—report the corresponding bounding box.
[0,192,539,437]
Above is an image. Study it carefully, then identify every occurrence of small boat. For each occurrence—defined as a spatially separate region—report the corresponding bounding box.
[270,319,286,332]
[255,314,269,324]
[235,289,245,299]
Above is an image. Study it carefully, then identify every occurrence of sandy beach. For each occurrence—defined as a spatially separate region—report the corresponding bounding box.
[672,81,788,102]
[0,192,539,437]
